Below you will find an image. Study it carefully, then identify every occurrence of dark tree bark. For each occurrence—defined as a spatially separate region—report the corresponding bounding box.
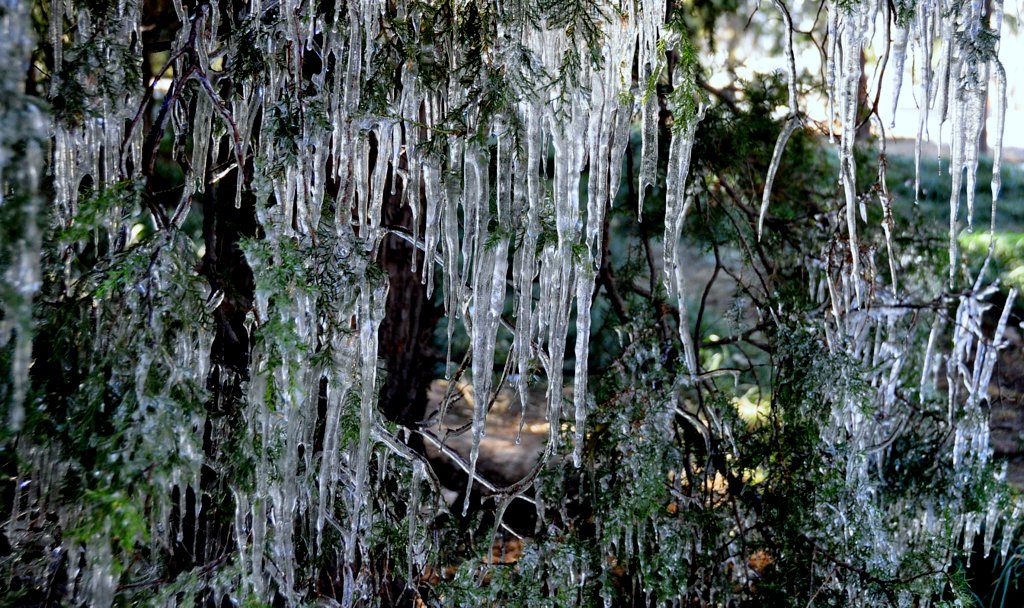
[376,169,443,428]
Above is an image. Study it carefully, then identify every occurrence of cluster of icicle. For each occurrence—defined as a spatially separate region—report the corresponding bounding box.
[1,0,50,592]
[0,0,1017,605]
[8,0,693,604]
[776,0,1017,603]
[0,0,46,433]
[233,0,687,602]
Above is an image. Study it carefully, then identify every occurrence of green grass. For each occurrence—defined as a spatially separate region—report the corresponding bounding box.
[959,231,1024,290]
[883,146,1024,289]
[885,150,1024,232]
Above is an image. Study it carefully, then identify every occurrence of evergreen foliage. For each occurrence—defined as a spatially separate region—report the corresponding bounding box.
[0,0,1020,606]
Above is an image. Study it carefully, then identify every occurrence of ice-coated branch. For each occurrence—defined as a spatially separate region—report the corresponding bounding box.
[758,0,802,241]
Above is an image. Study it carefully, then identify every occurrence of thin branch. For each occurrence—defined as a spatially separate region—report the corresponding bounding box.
[694,234,723,345]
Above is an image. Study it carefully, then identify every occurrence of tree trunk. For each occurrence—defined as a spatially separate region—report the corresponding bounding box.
[376,160,443,428]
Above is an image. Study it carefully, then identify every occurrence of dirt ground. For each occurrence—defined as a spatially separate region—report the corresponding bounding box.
[421,379,554,494]
[989,324,1024,487]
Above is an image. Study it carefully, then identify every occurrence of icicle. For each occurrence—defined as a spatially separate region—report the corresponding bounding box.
[837,2,869,306]
[662,106,705,378]
[635,0,665,218]
[407,461,425,582]
[989,60,1006,240]
[442,139,465,328]
[962,88,987,232]
[873,117,899,293]
[826,7,839,142]
[637,89,659,217]
[463,143,508,515]
[920,313,944,394]
[1000,502,1021,560]
[758,0,802,241]
[981,288,1017,388]
[191,92,214,186]
[352,274,388,546]
[421,158,443,296]
[0,0,46,430]
[889,21,910,128]
[317,358,352,546]
[572,266,594,467]
[513,103,542,442]
[759,117,799,241]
